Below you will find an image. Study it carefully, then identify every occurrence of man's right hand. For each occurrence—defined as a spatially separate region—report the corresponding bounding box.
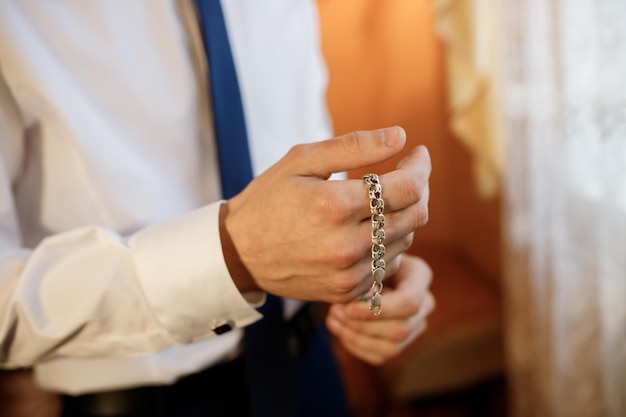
[220,126,431,303]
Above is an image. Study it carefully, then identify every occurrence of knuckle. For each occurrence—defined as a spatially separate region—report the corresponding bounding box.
[399,171,423,205]
[349,320,366,333]
[421,150,433,178]
[419,260,434,286]
[412,145,433,180]
[339,131,362,154]
[330,241,364,269]
[394,323,411,342]
[384,343,401,360]
[415,203,429,228]
[333,272,361,297]
[335,278,356,295]
[312,185,352,223]
[401,233,414,251]
[286,143,310,161]
[331,293,353,304]
[426,292,436,313]
[386,256,401,276]
[404,297,421,316]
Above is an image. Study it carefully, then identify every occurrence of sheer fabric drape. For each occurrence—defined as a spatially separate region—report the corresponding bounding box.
[499,0,626,416]
[433,0,503,198]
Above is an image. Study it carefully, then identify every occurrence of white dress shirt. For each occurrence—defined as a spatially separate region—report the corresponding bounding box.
[0,0,331,394]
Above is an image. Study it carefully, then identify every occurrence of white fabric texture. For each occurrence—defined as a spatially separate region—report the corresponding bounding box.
[500,0,626,416]
[0,0,331,394]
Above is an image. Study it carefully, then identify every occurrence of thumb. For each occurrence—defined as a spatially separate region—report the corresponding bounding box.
[286,126,406,178]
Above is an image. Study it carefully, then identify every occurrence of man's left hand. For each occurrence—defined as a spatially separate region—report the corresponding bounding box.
[326,254,435,365]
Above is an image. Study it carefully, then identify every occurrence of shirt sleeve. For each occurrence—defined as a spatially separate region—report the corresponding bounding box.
[0,77,261,369]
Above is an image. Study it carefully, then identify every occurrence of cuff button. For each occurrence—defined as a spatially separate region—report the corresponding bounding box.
[211,320,234,335]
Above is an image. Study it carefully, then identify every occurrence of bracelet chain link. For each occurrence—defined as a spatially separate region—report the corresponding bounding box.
[363,173,385,317]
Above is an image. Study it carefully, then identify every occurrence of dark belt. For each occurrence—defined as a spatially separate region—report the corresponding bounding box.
[62,303,319,417]
[62,356,249,417]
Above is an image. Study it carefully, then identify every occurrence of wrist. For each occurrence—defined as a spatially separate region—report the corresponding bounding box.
[219,202,260,293]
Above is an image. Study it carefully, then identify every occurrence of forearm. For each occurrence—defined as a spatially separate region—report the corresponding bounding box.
[0,203,261,368]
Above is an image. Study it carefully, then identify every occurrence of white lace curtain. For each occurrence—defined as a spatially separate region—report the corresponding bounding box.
[499,0,626,416]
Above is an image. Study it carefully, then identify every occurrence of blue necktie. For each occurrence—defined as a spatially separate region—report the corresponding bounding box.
[195,0,252,200]
[195,2,350,416]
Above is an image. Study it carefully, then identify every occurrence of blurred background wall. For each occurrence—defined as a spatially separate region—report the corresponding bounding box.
[317,1,506,416]
[319,0,501,276]
[318,1,626,417]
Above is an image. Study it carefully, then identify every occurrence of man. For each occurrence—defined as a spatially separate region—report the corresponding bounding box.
[0,1,434,416]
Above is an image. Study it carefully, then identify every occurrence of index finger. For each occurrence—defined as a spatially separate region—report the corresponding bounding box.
[284,127,406,179]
